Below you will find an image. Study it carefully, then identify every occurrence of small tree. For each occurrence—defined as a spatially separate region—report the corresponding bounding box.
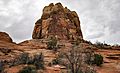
[60,46,96,73]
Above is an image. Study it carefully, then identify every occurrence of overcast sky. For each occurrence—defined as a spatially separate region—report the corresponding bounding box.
[0,0,120,44]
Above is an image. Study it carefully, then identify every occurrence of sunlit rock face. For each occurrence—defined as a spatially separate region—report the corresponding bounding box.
[32,3,83,40]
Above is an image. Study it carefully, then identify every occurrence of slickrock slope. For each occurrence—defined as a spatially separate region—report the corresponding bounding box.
[32,3,83,40]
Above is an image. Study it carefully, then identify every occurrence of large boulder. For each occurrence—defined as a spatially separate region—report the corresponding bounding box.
[32,3,83,40]
[0,32,13,43]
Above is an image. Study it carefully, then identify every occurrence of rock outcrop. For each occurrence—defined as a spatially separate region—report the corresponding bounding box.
[0,32,13,43]
[32,3,83,40]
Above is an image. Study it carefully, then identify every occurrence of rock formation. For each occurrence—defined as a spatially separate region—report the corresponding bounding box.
[0,32,13,43]
[0,3,120,73]
[32,3,83,40]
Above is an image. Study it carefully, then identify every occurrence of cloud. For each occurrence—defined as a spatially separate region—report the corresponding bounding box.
[0,0,120,44]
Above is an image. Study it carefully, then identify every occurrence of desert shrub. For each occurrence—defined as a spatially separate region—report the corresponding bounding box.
[47,36,57,51]
[9,59,18,67]
[0,61,4,73]
[84,49,95,65]
[32,53,44,69]
[48,53,64,67]
[27,57,34,65]
[48,59,58,67]
[94,41,104,49]
[9,52,30,67]
[19,53,30,64]
[51,58,62,65]
[18,65,37,73]
[48,46,97,73]
[94,41,113,49]
[85,51,103,66]
[9,52,44,70]
[93,54,103,66]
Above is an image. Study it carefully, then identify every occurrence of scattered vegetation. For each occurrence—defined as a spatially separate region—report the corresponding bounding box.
[9,52,44,70]
[9,52,29,67]
[94,41,112,49]
[94,41,105,49]
[49,45,96,73]
[18,65,37,73]
[32,53,44,69]
[63,47,96,73]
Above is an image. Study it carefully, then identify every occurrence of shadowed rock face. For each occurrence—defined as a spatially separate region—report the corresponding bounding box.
[32,3,83,40]
[0,32,13,43]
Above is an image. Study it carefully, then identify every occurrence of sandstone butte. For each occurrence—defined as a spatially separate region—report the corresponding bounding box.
[0,2,120,73]
[32,3,83,40]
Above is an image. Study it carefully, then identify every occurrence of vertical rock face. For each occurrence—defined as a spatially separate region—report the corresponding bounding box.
[32,3,83,40]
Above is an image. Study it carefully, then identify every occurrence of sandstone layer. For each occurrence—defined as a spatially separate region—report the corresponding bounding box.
[32,3,83,40]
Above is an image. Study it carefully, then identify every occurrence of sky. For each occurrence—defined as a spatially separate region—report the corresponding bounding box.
[0,0,120,44]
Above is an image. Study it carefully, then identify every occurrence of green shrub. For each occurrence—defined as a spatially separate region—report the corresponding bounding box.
[9,59,17,67]
[93,54,103,66]
[9,52,30,67]
[48,56,63,66]
[9,52,45,70]
[47,36,57,51]
[19,53,30,64]
[32,53,44,69]
[18,65,37,73]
